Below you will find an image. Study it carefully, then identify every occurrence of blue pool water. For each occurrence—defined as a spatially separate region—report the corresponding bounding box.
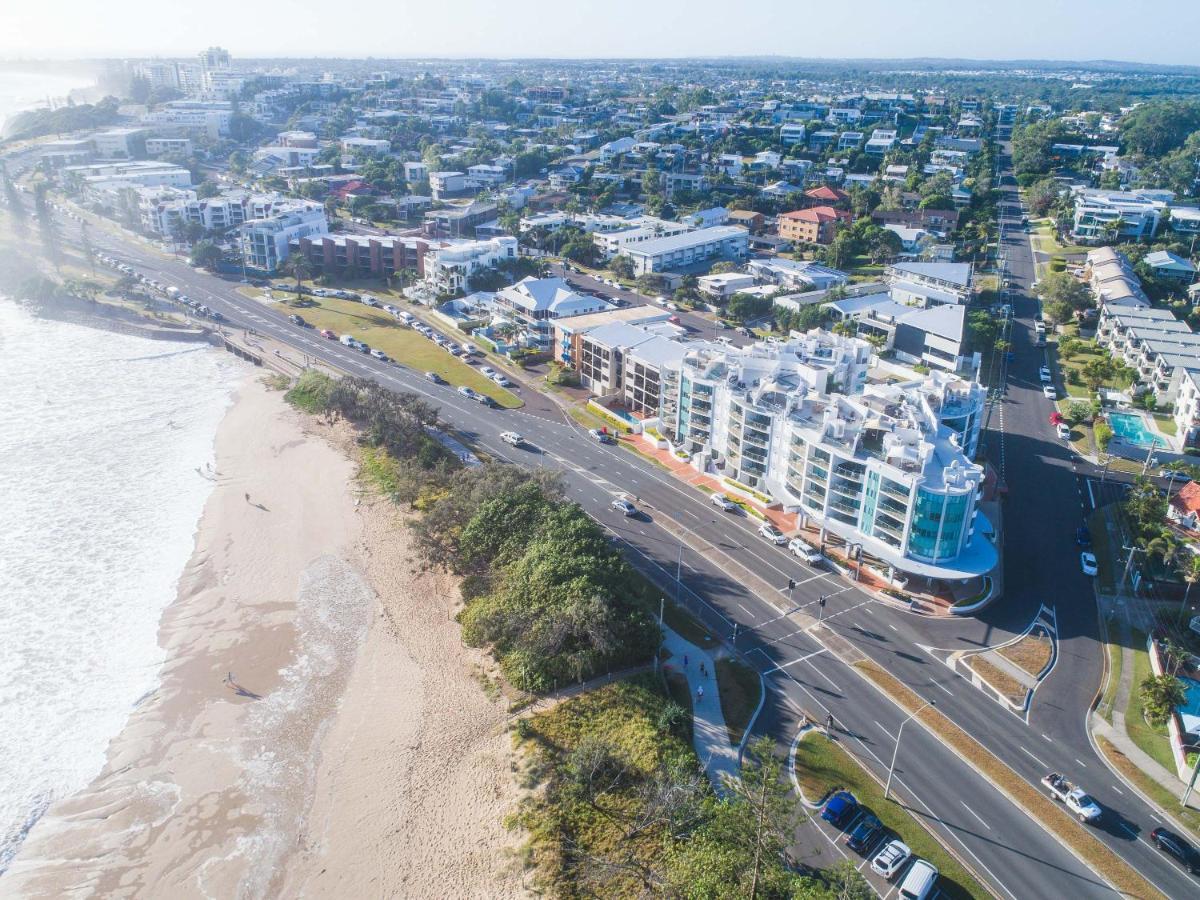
[1180,677,1200,739]
[1108,411,1167,449]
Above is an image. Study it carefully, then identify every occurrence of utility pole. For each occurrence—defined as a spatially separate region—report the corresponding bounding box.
[886,699,935,800]
[1183,750,1200,809]
[1118,543,1146,602]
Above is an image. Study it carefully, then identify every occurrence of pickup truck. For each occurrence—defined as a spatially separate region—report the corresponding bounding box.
[1042,773,1102,823]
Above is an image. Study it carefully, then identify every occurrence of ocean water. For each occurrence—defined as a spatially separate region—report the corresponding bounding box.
[0,302,242,870]
[0,70,95,132]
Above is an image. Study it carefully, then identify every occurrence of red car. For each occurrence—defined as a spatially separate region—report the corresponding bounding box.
[1049,411,1064,425]
[320,328,337,340]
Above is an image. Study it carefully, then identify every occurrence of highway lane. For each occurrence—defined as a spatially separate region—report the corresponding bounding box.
[50,195,1197,895]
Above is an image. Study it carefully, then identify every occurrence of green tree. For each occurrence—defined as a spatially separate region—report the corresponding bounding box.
[32,182,61,270]
[1025,178,1062,217]
[1036,270,1093,312]
[1139,673,1186,727]
[1,165,28,236]
[190,240,224,271]
[1120,100,1200,157]
[280,250,314,299]
[1178,555,1200,622]
[1067,400,1092,424]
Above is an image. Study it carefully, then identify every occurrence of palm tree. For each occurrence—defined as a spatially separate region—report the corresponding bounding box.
[1177,554,1200,622]
[281,251,313,300]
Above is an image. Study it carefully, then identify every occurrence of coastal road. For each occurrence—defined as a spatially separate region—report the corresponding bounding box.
[34,194,1199,896]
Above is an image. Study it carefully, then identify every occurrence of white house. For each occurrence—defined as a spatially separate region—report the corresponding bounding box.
[423,236,518,293]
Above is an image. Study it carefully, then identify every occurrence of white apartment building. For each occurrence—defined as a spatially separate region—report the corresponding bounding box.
[430,171,470,199]
[145,137,193,158]
[779,123,808,146]
[576,321,688,416]
[422,236,518,294]
[341,137,391,156]
[661,335,992,579]
[138,188,294,237]
[1096,305,1200,402]
[699,272,756,299]
[467,163,508,186]
[1071,188,1172,242]
[619,226,749,276]
[65,160,193,201]
[140,101,232,139]
[404,161,429,184]
[239,201,328,272]
[1174,371,1200,449]
[593,217,695,258]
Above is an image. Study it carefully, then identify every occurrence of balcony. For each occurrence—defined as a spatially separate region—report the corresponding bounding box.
[873,517,904,540]
[879,497,908,517]
[879,481,910,502]
[832,464,865,481]
[829,479,862,500]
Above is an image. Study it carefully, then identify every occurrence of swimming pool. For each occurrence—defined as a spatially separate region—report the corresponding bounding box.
[1180,677,1200,741]
[1108,411,1168,450]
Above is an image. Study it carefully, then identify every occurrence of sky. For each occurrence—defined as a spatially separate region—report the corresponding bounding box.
[2,0,1199,65]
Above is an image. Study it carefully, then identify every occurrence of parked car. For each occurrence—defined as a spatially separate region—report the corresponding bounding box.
[1151,827,1200,875]
[479,366,497,378]
[370,349,388,361]
[870,838,912,880]
[491,374,511,387]
[611,498,637,517]
[896,859,938,900]
[711,494,738,512]
[1075,526,1092,546]
[821,791,858,827]
[320,329,337,340]
[457,386,477,399]
[1042,385,1057,400]
[1080,552,1098,576]
[788,537,822,564]
[845,813,883,854]
[1039,366,1052,383]
[288,314,306,326]
[339,334,357,347]
[476,393,496,407]
[1057,423,1072,440]
[589,428,617,444]
[425,371,444,384]
[758,523,787,545]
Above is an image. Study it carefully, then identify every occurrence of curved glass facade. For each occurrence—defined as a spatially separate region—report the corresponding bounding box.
[906,488,970,562]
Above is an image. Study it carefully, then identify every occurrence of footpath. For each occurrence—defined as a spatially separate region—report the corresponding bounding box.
[661,625,741,792]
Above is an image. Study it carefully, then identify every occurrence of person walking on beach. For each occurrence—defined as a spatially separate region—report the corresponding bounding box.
[244,492,250,503]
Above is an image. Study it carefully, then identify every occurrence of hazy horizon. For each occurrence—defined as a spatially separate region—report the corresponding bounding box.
[4,0,1199,67]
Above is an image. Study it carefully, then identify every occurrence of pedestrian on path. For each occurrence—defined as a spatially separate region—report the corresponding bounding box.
[697,685,704,702]
[825,713,834,731]
[245,492,250,503]
[683,654,688,668]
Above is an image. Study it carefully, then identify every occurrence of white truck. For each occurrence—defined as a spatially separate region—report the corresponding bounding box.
[1041,773,1102,823]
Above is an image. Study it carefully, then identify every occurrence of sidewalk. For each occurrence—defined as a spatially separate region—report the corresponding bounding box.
[661,625,740,792]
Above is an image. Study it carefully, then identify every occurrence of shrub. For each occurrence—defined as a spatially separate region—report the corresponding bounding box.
[284,369,334,413]
[1094,420,1113,451]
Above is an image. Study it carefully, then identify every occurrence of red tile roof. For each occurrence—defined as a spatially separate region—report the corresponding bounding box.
[805,185,849,203]
[780,205,848,224]
[1171,481,1200,515]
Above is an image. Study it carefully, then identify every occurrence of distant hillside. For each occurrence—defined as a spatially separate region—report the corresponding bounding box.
[1,96,120,142]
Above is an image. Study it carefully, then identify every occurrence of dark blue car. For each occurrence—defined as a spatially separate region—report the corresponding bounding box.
[822,791,858,827]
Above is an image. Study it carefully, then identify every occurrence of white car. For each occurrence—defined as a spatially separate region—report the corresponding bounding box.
[788,537,823,564]
[500,431,524,447]
[1081,552,1098,576]
[1064,788,1103,823]
[461,342,478,355]
[589,428,616,444]
[870,839,912,880]
[457,386,477,399]
[1042,385,1057,400]
[758,523,787,545]
[479,366,496,378]
[1039,366,1052,383]
[711,494,738,512]
[491,374,511,387]
[1057,423,1072,440]
[611,498,637,517]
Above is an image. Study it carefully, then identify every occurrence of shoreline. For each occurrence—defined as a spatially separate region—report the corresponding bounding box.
[4,375,527,898]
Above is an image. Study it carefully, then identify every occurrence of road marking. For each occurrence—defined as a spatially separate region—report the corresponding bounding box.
[889,624,899,632]
[766,648,828,673]
[960,800,992,830]
[1119,823,1138,838]
[1111,784,1124,795]
[873,720,893,739]
[932,680,954,696]
[1074,758,1087,768]
[1019,745,1049,768]
[737,603,756,618]
[806,660,841,691]
[1041,733,1052,742]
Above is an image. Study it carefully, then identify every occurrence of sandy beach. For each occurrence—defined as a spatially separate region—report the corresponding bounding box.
[4,375,526,899]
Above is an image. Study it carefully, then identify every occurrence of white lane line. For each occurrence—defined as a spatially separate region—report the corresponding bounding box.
[1119,823,1138,838]
[932,680,954,696]
[873,720,894,740]
[1019,745,1049,768]
[960,801,992,830]
[738,603,756,618]
[765,648,828,674]
[889,624,899,632]
[764,627,808,647]
[806,660,841,691]
[1041,733,1052,742]
[1110,784,1124,795]
[1074,758,1088,768]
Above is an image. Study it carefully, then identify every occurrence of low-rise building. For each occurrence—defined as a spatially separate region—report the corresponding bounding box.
[618,225,749,276]
[778,206,850,245]
[747,258,848,292]
[1173,374,1200,450]
[824,293,971,373]
[1071,188,1171,243]
[659,334,992,580]
[699,272,756,299]
[423,235,518,294]
[144,137,193,158]
[1143,249,1196,281]
[293,232,437,279]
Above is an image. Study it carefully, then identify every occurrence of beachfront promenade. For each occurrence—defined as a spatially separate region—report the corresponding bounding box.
[662,626,740,791]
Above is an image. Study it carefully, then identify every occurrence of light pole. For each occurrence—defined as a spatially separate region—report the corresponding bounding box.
[885,699,935,801]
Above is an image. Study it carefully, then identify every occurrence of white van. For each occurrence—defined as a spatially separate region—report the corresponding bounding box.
[339,334,357,347]
[897,859,938,900]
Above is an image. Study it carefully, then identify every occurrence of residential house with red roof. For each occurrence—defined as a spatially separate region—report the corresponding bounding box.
[778,205,852,245]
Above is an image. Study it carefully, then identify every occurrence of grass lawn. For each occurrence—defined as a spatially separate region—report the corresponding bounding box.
[662,602,720,650]
[1124,630,1179,774]
[1153,413,1178,437]
[617,440,672,470]
[263,295,520,407]
[714,658,761,746]
[1087,507,1120,592]
[1099,638,1123,721]
[564,402,624,433]
[792,733,988,900]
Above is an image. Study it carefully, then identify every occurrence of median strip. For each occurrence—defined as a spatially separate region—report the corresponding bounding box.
[854,660,1163,900]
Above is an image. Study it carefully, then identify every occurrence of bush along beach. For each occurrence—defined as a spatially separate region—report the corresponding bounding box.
[288,373,661,692]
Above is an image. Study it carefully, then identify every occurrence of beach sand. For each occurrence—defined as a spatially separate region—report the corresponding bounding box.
[4,376,526,899]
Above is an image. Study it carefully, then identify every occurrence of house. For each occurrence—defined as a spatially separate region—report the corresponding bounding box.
[865,129,898,155]
[496,276,611,324]
[1143,250,1196,281]
[808,130,837,151]
[837,131,864,151]
[664,172,709,196]
[780,123,807,145]
[403,161,429,184]
[430,171,473,200]
[467,163,508,186]
[599,136,636,162]
[727,209,766,233]
[547,165,585,191]
[824,293,971,373]
[747,258,848,292]
[778,206,850,245]
[871,207,962,234]
[698,272,756,299]
[424,200,498,239]
[684,207,729,229]
[341,137,391,156]
[883,224,933,255]
[885,262,973,301]
[804,186,849,208]
[1086,247,1149,308]
[618,226,749,276]
[1168,481,1200,531]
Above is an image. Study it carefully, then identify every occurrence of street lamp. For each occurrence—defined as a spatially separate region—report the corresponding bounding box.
[885,698,936,800]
